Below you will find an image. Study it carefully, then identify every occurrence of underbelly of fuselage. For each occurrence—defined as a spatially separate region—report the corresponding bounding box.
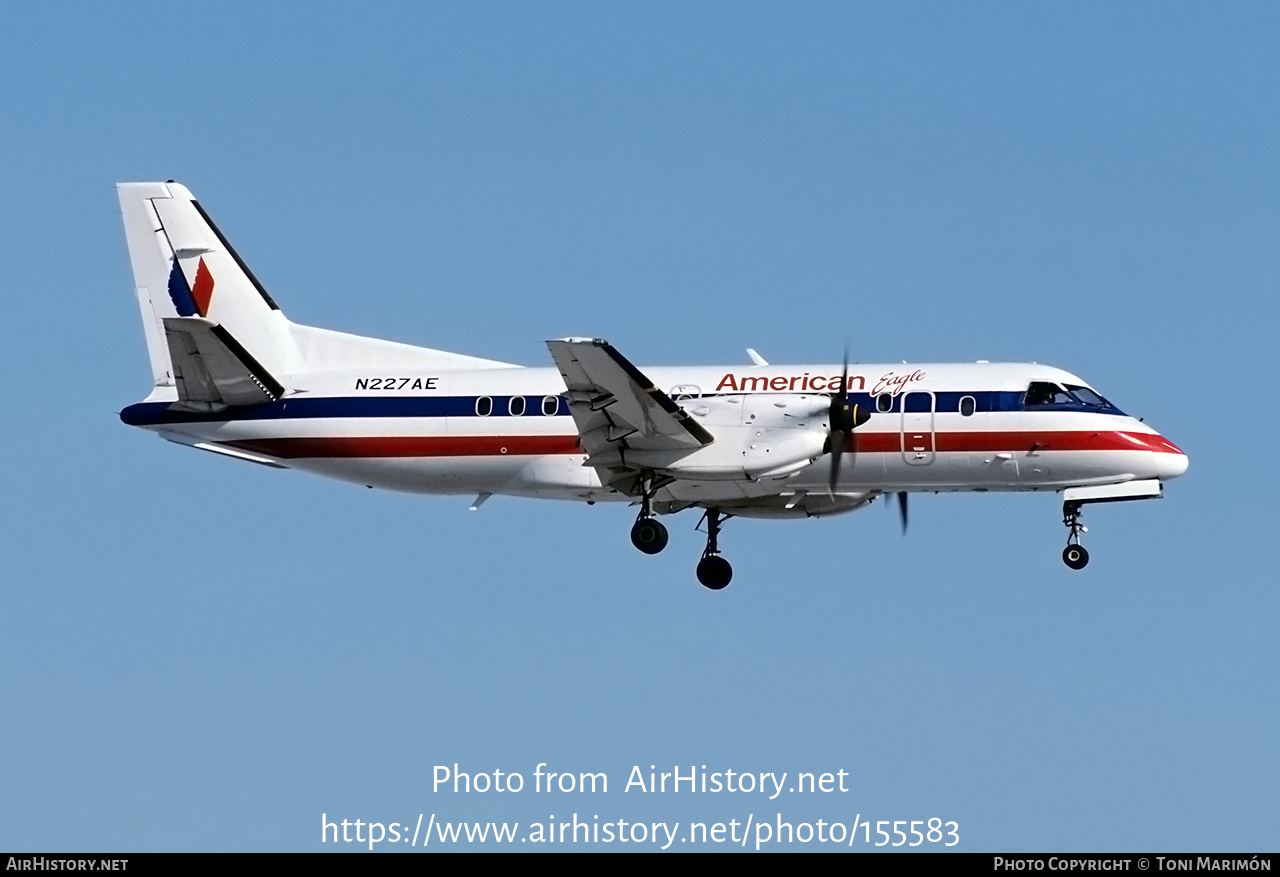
[144,407,1178,512]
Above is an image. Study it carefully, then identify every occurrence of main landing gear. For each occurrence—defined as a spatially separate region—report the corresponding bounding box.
[695,509,732,591]
[1062,501,1089,570]
[627,480,733,589]
[630,515,668,554]
[630,489,668,555]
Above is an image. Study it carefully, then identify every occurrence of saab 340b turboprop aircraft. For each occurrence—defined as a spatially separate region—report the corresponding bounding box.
[118,181,1187,589]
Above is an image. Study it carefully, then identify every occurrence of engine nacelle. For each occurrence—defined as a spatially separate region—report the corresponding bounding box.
[635,393,832,482]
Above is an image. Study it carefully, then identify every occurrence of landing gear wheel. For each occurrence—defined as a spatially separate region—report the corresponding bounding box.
[694,508,732,589]
[696,555,733,590]
[1061,501,1089,570]
[1062,544,1089,570]
[630,517,668,554]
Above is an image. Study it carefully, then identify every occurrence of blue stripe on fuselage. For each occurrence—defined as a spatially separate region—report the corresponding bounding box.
[120,390,1118,427]
[121,395,570,426]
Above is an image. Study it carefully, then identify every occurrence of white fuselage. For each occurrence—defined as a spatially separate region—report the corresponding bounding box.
[114,181,1187,582]
[122,359,1187,519]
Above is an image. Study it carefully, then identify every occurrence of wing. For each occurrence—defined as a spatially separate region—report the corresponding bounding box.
[547,338,714,493]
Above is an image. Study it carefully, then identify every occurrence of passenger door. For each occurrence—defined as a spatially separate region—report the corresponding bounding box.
[900,391,935,466]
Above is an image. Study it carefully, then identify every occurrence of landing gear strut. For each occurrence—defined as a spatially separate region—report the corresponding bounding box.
[630,478,668,554]
[695,509,732,590]
[1062,501,1089,570]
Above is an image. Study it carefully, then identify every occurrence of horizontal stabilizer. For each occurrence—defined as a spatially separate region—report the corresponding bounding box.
[159,432,289,469]
[164,317,287,412]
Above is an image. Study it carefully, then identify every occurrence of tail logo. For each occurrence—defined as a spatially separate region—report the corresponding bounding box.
[167,257,215,318]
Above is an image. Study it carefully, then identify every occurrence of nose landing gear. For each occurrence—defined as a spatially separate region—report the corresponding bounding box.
[1062,501,1089,570]
[695,509,733,590]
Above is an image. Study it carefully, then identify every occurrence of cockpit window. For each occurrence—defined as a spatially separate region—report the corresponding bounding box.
[1024,382,1074,406]
[1023,381,1125,414]
[1065,384,1122,413]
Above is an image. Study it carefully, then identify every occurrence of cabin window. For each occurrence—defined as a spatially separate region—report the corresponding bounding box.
[509,396,526,416]
[876,393,893,413]
[475,396,492,417]
[960,396,976,417]
[542,395,560,416]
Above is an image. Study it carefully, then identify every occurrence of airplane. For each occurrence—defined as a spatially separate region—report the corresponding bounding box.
[116,181,1188,589]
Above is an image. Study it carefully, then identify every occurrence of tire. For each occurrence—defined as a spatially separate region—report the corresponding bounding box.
[1062,545,1089,570]
[630,517,668,554]
[696,555,733,590]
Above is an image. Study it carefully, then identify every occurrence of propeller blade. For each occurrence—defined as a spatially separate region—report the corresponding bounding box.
[897,491,908,534]
[836,351,849,405]
[827,433,844,495]
[826,349,870,494]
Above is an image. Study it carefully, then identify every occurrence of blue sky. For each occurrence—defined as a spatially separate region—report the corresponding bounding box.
[1,2,1276,851]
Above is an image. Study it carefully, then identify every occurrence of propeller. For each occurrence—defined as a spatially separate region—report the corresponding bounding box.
[881,490,910,534]
[826,352,871,495]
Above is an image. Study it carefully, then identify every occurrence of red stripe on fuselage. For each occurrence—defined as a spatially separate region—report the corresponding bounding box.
[220,430,1181,460]
[849,430,1183,454]
[225,435,582,459]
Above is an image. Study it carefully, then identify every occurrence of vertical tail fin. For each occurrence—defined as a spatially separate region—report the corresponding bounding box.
[120,181,519,402]
[117,182,296,392]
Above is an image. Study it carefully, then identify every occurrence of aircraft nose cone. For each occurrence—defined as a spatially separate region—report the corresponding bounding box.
[1158,450,1189,480]
[1152,436,1188,480]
